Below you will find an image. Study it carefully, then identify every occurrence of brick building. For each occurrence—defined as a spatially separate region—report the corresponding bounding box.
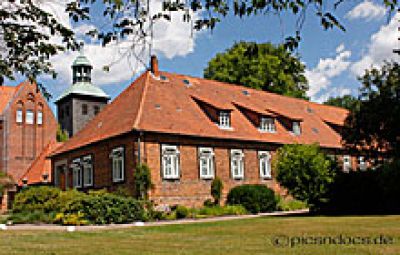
[50,57,364,207]
[0,81,58,211]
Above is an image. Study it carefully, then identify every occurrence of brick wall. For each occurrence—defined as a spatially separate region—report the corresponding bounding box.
[51,131,363,208]
[2,83,57,181]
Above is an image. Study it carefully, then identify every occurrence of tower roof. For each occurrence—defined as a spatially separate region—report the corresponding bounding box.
[55,81,110,103]
[56,54,110,103]
[72,55,91,67]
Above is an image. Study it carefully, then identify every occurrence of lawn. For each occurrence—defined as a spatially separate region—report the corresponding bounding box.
[0,215,399,255]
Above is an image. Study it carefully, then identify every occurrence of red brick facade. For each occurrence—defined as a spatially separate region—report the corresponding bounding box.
[0,82,57,182]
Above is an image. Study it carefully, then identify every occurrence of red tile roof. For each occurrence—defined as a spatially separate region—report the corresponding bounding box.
[51,71,349,156]
[19,142,63,185]
[0,86,17,114]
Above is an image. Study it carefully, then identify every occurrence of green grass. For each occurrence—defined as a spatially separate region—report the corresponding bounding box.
[0,215,399,254]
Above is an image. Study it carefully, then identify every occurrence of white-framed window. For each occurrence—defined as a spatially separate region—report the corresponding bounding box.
[292,121,301,135]
[199,147,215,179]
[161,145,180,180]
[16,109,23,123]
[343,155,351,172]
[258,151,272,179]
[71,158,82,188]
[219,111,231,129]
[37,111,43,125]
[358,156,367,171]
[82,155,93,187]
[26,109,34,124]
[110,147,124,182]
[230,149,244,179]
[259,117,276,133]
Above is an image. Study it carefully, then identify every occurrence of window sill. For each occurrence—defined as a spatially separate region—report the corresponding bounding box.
[113,179,125,183]
[217,125,234,131]
[258,130,276,134]
[261,176,272,180]
[200,176,214,180]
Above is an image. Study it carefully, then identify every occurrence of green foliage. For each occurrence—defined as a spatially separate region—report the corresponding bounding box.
[8,211,56,224]
[134,164,153,200]
[226,185,277,213]
[61,193,145,224]
[11,187,145,225]
[56,125,69,142]
[194,205,247,217]
[320,159,400,214]
[324,95,360,111]
[13,186,62,214]
[276,195,307,211]
[203,199,214,207]
[0,172,14,196]
[344,62,400,159]
[175,205,189,219]
[211,177,223,205]
[274,144,335,210]
[204,42,309,99]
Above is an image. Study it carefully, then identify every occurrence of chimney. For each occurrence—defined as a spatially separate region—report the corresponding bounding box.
[150,55,159,77]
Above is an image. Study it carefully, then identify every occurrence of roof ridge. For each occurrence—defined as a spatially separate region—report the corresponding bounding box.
[133,71,151,129]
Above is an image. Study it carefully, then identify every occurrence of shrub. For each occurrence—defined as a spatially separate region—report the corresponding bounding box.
[175,205,189,219]
[9,211,56,224]
[61,193,145,224]
[203,199,214,207]
[226,185,277,213]
[134,164,153,200]
[13,186,61,213]
[54,212,89,226]
[276,196,307,211]
[196,205,247,217]
[211,177,223,205]
[275,144,336,210]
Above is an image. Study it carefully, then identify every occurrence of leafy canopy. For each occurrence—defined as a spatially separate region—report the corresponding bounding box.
[274,144,335,210]
[204,42,309,99]
[324,95,360,111]
[343,61,400,159]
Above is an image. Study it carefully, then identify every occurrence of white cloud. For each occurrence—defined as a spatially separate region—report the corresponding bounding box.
[305,46,352,100]
[314,87,352,103]
[42,0,199,86]
[346,1,386,21]
[351,12,400,76]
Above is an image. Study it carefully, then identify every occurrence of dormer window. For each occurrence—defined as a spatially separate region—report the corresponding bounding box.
[259,117,276,133]
[292,121,301,135]
[219,111,231,129]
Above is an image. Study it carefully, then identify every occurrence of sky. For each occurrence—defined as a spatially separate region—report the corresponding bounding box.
[4,0,400,111]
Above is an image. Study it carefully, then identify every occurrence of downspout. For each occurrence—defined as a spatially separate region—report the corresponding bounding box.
[137,131,143,165]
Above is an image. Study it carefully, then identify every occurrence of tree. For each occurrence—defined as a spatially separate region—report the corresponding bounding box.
[56,125,69,142]
[134,164,153,200]
[343,62,400,159]
[204,42,309,99]
[0,0,81,85]
[324,95,360,111]
[274,144,335,210]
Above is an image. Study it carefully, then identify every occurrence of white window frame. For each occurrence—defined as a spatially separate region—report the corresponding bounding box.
[26,109,34,124]
[71,158,82,188]
[199,147,215,179]
[343,155,351,172]
[110,147,125,182]
[259,117,276,133]
[82,155,93,187]
[161,145,180,180]
[258,151,272,179]
[37,111,43,125]
[16,109,23,123]
[358,156,367,171]
[230,149,244,180]
[292,121,301,135]
[218,111,231,129]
